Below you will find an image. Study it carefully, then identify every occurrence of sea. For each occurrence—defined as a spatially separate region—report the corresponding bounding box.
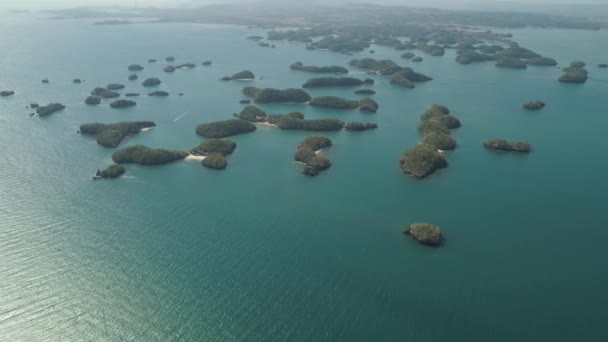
[1,11,608,341]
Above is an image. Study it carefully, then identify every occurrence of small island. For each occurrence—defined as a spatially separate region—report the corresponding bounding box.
[85,96,101,105]
[128,75,138,81]
[107,83,125,90]
[95,164,126,179]
[0,90,15,97]
[523,100,546,110]
[190,139,236,157]
[496,56,527,69]
[112,145,188,165]
[294,136,333,176]
[242,87,311,103]
[302,77,363,88]
[92,87,120,98]
[142,78,161,87]
[309,96,360,109]
[238,105,267,122]
[527,57,558,66]
[196,119,257,138]
[176,63,196,69]
[421,132,457,150]
[166,56,175,62]
[148,91,169,97]
[231,70,255,80]
[599,64,608,68]
[355,89,376,95]
[404,223,442,246]
[128,64,144,71]
[269,115,345,131]
[202,154,228,170]
[110,99,136,108]
[202,60,212,66]
[343,121,378,131]
[399,144,448,178]
[36,103,66,117]
[559,62,589,83]
[290,62,348,73]
[359,97,379,113]
[80,121,156,148]
[164,65,176,73]
[483,139,531,152]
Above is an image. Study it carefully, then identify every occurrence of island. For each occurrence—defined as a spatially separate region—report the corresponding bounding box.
[166,56,175,62]
[148,59,157,63]
[354,89,376,95]
[95,164,126,179]
[309,96,360,109]
[0,90,15,97]
[202,154,228,170]
[483,139,531,152]
[270,115,344,131]
[412,56,423,62]
[559,62,589,83]
[30,103,39,108]
[125,93,140,97]
[128,64,144,71]
[42,79,50,84]
[142,78,161,87]
[238,105,267,122]
[231,70,255,80]
[164,65,176,73]
[416,43,445,56]
[202,60,212,66]
[176,63,196,69]
[92,87,120,98]
[343,121,378,131]
[290,62,348,73]
[73,79,83,84]
[599,64,608,68]
[496,56,527,69]
[85,96,101,105]
[242,87,311,103]
[302,77,363,88]
[401,52,415,59]
[110,99,136,108]
[390,73,415,88]
[294,136,333,176]
[527,57,558,66]
[36,103,66,117]
[128,75,138,81]
[190,139,236,157]
[404,223,442,246]
[196,119,257,138]
[112,145,188,165]
[399,144,448,178]
[107,83,125,90]
[421,132,457,150]
[80,121,155,148]
[359,97,379,113]
[148,91,169,97]
[523,100,546,110]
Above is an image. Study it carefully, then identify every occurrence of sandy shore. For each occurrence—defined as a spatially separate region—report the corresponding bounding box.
[255,122,277,128]
[185,154,206,161]
[140,127,154,132]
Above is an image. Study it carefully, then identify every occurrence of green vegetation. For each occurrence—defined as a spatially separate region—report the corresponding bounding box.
[412,56,423,62]
[148,91,169,97]
[231,70,255,80]
[359,97,379,113]
[195,119,257,138]
[36,103,66,117]
[456,48,495,64]
[164,65,176,73]
[344,121,378,131]
[128,64,144,71]
[405,223,442,246]
[401,52,415,59]
[496,56,527,69]
[527,57,558,66]
[107,83,125,90]
[294,136,333,176]
[416,43,445,56]
[201,153,228,170]
[559,63,588,83]
[1,90,15,96]
[99,163,125,178]
[390,73,415,88]
[274,116,344,131]
[483,139,531,152]
[85,96,101,105]
[422,132,457,150]
[355,89,376,95]
[266,112,305,124]
[242,87,311,103]
[238,105,267,122]
[191,139,236,156]
[79,121,156,148]
[290,62,348,73]
[400,144,447,178]
[112,145,188,165]
[497,45,541,59]
[302,77,363,88]
[142,78,161,87]
[309,96,359,109]
[110,99,136,108]
[349,58,402,75]
[523,100,546,110]
[92,87,120,98]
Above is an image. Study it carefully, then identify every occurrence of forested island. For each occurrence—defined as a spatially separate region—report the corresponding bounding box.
[191,139,237,170]
[95,164,126,179]
[79,121,156,148]
[559,62,589,83]
[112,145,188,165]
[196,119,257,138]
[349,58,432,88]
[294,136,333,176]
[483,139,532,152]
[242,87,311,103]
[290,62,348,74]
[302,77,363,88]
[36,103,66,117]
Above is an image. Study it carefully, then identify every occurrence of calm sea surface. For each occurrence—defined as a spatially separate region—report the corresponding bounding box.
[1,12,608,341]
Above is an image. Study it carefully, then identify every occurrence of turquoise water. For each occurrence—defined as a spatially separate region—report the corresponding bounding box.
[1,13,608,341]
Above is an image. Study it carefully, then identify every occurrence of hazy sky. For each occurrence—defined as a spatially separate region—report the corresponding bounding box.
[1,0,606,10]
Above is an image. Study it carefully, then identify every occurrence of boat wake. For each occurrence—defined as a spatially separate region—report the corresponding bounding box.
[172,111,188,122]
